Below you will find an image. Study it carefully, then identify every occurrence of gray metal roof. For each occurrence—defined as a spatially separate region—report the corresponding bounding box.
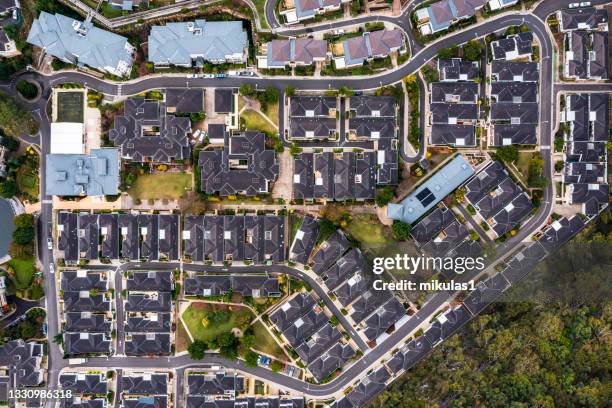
[27,12,133,76]
[148,20,247,65]
[45,148,120,196]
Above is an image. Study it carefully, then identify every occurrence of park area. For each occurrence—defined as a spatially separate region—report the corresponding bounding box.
[127,173,192,201]
[181,302,253,344]
[251,320,287,360]
[56,91,84,123]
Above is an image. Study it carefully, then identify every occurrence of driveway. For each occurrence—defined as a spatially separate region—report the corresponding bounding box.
[272,150,293,200]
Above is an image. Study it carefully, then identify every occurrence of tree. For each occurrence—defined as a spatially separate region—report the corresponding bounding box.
[262,87,279,104]
[289,143,302,155]
[284,86,296,97]
[270,361,282,372]
[187,340,207,360]
[494,145,519,163]
[240,333,255,349]
[0,93,39,137]
[463,39,483,61]
[437,45,459,59]
[244,351,259,368]
[375,186,395,207]
[14,213,34,229]
[16,80,38,100]
[391,221,411,241]
[454,187,466,203]
[12,227,34,245]
[217,332,239,360]
[239,84,255,96]
[0,180,17,198]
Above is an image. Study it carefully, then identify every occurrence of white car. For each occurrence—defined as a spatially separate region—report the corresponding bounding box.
[202,73,214,79]
[187,73,198,78]
[47,238,52,250]
[334,29,345,35]
[579,2,591,6]
[568,3,580,8]
[49,263,55,274]
[228,70,239,76]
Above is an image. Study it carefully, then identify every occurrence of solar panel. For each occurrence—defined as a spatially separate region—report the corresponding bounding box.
[416,188,432,201]
[421,193,436,207]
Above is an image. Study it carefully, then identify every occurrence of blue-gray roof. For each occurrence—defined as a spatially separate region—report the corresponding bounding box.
[26,12,134,76]
[388,155,474,224]
[148,20,247,66]
[46,149,120,196]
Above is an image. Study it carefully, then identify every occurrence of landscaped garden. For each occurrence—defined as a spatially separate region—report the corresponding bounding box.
[181,302,253,344]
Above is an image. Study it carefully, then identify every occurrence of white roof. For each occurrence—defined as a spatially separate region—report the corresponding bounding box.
[50,122,84,154]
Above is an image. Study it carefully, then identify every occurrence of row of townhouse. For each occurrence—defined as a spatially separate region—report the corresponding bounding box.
[56,212,286,265]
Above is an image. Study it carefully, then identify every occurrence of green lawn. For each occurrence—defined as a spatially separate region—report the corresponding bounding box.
[240,109,278,136]
[289,215,303,245]
[263,102,279,127]
[251,0,270,29]
[514,152,532,185]
[128,173,192,200]
[182,302,253,343]
[251,320,287,360]
[345,214,393,247]
[7,257,36,289]
[176,320,191,352]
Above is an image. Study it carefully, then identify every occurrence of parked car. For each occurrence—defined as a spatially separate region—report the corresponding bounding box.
[240,71,255,77]
[47,238,52,250]
[579,2,591,6]
[216,73,228,78]
[568,3,580,8]
[202,73,214,79]
[49,263,55,274]
[257,356,271,366]
[334,29,345,35]
[187,73,198,78]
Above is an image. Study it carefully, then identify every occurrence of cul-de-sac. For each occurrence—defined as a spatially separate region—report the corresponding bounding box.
[0,0,609,407]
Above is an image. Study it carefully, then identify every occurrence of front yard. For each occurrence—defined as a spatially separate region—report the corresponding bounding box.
[127,173,192,201]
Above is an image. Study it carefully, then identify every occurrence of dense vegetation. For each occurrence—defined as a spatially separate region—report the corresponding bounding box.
[369,212,611,408]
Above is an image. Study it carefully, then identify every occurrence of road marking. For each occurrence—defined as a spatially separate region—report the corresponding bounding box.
[42,199,52,204]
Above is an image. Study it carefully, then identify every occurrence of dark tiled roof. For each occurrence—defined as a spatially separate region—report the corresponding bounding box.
[311,230,350,274]
[214,89,234,113]
[491,192,533,237]
[125,333,171,356]
[166,88,204,113]
[61,270,108,292]
[125,292,172,312]
[58,212,78,262]
[437,58,479,81]
[0,340,44,387]
[559,6,608,31]
[289,215,319,264]
[126,271,172,291]
[491,124,537,146]
[99,213,119,260]
[109,98,191,163]
[63,291,111,313]
[491,61,539,82]
[490,81,537,103]
[386,337,432,374]
[491,31,533,61]
[270,293,316,332]
[138,214,159,261]
[64,312,112,333]
[464,161,507,204]
[321,248,365,291]
[199,132,279,196]
[282,308,329,348]
[295,323,342,364]
[307,343,355,383]
[362,297,406,341]
[119,214,139,261]
[430,82,478,103]
[59,373,108,395]
[122,373,168,396]
[349,96,396,117]
[78,213,99,260]
[188,372,245,395]
[423,304,471,346]
[411,205,456,244]
[64,332,111,355]
[349,289,393,324]
[292,153,314,200]
[125,312,172,333]
[430,124,475,146]
[334,273,369,307]
[158,214,179,261]
[490,102,539,124]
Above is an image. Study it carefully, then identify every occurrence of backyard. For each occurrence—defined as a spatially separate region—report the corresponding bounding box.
[182,302,253,344]
[56,91,84,123]
[128,173,192,201]
[250,320,288,360]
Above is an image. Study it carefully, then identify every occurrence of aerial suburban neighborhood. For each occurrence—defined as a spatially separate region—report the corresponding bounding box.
[0,0,609,407]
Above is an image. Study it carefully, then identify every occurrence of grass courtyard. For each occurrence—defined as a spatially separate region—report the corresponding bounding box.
[7,257,36,289]
[240,109,278,136]
[181,302,253,344]
[128,173,192,200]
[251,320,287,360]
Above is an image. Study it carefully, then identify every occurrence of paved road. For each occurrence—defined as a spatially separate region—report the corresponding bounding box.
[3,1,588,403]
